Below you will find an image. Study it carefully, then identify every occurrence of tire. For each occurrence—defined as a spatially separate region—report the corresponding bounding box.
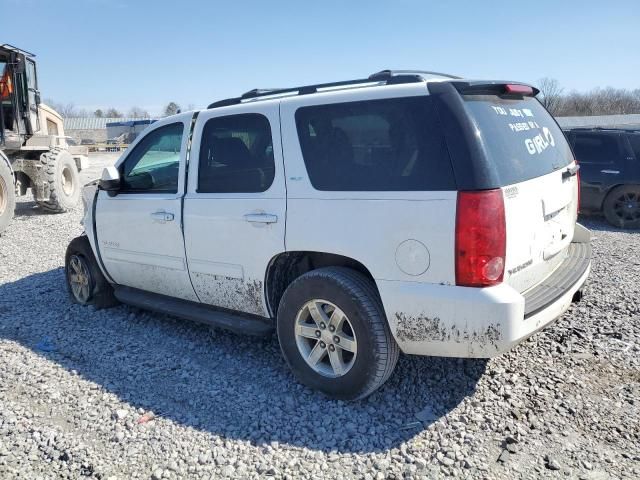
[65,235,118,309]
[277,267,399,400]
[0,155,16,235]
[603,185,640,229]
[36,148,80,212]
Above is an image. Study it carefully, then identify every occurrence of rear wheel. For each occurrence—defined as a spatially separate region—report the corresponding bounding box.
[0,156,16,235]
[65,236,118,308]
[277,267,399,400]
[603,185,640,229]
[36,148,80,212]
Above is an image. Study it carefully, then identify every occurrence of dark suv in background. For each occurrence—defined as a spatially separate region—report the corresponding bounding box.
[564,128,640,228]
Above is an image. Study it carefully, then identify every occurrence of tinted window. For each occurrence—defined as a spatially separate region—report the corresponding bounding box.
[295,97,455,191]
[627,134,640,160]
[120,123,183,193]
[198,114,275,193]
[462,96,573,185]
[572,133,620,165]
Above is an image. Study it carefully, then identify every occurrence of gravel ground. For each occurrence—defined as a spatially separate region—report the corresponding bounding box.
[0,153,638,479]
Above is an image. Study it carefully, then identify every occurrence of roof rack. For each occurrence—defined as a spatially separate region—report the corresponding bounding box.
[207,69,460,109]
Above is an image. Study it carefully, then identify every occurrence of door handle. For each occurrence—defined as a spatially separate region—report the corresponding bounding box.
[151,211,175,222]
[600,170,620,174]
[244,213,278,224]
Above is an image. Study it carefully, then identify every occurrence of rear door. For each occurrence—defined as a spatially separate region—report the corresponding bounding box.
[459,94,578,293]
[95,115,198,301]
[569,131,628,210]
[183,103,286,316]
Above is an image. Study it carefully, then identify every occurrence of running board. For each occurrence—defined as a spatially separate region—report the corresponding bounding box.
[113,286,274,336]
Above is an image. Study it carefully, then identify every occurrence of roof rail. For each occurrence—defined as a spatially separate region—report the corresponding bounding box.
[368,69,461,80]
[207,69,458,109]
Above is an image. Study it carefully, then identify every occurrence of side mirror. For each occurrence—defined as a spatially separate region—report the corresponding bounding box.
[99,166,121,197]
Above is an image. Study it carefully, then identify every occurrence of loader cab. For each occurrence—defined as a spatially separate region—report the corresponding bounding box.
[0,44,41,148]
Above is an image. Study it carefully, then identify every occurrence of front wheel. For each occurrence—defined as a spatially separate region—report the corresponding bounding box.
[65,236,118,309]
[277,267,399,400]
[603,185,640,229]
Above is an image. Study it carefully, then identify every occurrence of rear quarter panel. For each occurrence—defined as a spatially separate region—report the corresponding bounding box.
[279,84,457,285]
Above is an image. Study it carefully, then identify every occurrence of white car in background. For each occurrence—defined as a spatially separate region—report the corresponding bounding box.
[65,70,591,400]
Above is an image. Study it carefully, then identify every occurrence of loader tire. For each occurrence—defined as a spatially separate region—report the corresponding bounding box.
[36,148,80,212]
[0,154,16,235]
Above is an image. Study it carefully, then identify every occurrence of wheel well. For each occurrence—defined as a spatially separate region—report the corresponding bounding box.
[264,251,376,317]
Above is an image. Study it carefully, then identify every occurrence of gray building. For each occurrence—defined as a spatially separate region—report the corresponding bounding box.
[63,117,156,143]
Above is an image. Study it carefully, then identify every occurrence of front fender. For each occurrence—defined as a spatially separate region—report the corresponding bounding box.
[81,181,113,282]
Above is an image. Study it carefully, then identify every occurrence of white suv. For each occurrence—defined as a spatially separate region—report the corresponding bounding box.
[65,70,591,400]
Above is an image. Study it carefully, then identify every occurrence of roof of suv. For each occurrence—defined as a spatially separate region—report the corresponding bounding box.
[207,70,463,109]
[205,69,542,111]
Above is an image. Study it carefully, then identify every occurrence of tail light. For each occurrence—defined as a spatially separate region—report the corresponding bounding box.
[504,84,534,96]
[575,160,581,215]
[455,189,506,287]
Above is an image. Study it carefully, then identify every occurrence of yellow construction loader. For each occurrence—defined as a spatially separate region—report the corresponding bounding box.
[1,44,87,234]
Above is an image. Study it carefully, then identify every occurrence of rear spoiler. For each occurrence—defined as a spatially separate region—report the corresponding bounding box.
[450,81,539,97]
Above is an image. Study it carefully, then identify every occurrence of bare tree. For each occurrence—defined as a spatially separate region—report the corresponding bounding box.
[163,102,181,117]
[128,106,150,118]
[555,87,640,116]
[43,99,88,117]
[105,108,123,118]
[536,78,564,115]
[94,109,104,118]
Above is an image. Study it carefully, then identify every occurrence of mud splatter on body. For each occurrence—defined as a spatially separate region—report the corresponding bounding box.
[395,312,502,351]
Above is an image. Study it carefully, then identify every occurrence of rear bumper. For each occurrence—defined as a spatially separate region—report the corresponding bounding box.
[377,228,591,358]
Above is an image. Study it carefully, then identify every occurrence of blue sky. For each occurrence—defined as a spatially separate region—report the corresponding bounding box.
[2,0,639,116]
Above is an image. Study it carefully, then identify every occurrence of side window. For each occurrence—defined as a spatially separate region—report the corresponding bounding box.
[46,119,58,136]
[627,135,640,161]
[120,122,183,193]
[572,134,621,165]
[197,113,275,193]
[26,59,37,89]
[294,96,455,191]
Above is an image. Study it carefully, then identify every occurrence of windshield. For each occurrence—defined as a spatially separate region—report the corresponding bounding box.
[462,95,573,186]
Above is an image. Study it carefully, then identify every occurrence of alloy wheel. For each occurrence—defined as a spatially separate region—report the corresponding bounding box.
[294,299,357,378]
[613,191,640,222]
[68,255,92,303]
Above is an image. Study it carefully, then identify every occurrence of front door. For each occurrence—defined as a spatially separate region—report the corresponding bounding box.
[183,103,286,316]
[95,116,198,301]
[24,58,40,134]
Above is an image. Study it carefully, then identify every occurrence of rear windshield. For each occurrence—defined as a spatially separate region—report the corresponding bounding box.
[462,95,573,186]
